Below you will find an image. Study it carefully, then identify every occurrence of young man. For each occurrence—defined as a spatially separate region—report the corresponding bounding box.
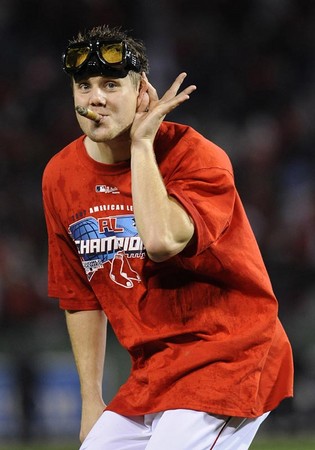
[42,25,293,449]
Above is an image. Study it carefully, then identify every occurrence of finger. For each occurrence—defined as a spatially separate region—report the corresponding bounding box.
[154,84,197,117]
[161,72,197,101]
[161,72,191,102]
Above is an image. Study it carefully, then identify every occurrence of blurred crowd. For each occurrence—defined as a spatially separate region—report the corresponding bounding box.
[0,0,315,440]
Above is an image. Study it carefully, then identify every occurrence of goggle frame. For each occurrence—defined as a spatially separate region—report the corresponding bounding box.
[62,40,141,75]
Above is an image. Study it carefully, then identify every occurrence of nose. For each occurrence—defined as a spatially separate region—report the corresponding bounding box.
[89,85,106,107]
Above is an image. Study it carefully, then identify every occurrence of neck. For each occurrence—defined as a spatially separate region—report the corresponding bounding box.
[84,137,131,164]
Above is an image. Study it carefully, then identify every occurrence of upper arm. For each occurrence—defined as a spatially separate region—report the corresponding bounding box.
[166,167,236,256]
[145,195,195,263]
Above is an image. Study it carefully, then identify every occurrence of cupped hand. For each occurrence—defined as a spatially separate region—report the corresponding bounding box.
[131,72,196,144]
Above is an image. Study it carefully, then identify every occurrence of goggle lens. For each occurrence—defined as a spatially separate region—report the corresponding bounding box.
[65,46,90,69]
[65,43,124,70]
[100,43,124,64]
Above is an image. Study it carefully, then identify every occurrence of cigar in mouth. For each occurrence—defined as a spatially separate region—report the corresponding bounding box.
[75,106,102,123]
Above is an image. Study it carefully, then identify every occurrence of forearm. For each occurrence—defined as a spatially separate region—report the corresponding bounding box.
[131,140,194,262]
[65,309,107,402]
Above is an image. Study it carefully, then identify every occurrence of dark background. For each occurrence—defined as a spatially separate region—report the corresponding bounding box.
[1,0,315,444]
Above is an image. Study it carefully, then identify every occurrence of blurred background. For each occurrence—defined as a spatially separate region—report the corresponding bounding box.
[0,0,315,447]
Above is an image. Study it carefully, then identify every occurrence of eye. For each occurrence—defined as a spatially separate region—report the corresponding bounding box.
[74,80,91,92]
[105,81,118,90]
[78,82,90,90]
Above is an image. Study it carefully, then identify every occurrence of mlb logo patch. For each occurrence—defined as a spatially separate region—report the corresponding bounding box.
[95,185,120,194]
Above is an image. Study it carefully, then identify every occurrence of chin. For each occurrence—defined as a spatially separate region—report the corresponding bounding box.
[87,129,113,142]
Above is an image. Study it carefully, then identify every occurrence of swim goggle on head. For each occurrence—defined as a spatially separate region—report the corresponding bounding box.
[62,40,141,79]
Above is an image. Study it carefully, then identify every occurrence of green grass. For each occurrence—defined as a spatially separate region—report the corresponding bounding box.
[1,438,315,450]
[0,444,77,450]
[251,438,315,450]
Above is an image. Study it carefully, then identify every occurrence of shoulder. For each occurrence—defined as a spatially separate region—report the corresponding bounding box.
[156,121,232,172]
[43,135,84,183]
[156,121,204,144]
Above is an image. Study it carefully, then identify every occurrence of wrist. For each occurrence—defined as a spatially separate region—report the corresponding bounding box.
[131,138,154,152]
[82,395,105,407]
[80,381,103,401]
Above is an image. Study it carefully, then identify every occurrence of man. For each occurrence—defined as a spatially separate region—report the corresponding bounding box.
[42,25,293,449]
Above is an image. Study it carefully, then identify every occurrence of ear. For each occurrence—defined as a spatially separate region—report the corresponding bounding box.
[137,75,149,109]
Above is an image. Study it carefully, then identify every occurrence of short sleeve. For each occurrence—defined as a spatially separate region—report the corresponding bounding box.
[42,168,101,311]
[156,123,236,256]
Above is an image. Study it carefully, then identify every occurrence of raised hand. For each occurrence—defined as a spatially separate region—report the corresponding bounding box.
[131,72,196,144]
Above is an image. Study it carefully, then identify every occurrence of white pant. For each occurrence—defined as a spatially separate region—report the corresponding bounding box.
[80,409,270,450]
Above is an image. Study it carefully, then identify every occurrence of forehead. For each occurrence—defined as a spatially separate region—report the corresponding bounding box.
[73,74,131,85]
[72,72,140,90]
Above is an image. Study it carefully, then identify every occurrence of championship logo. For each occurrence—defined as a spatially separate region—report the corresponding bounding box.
[69,215,144,288]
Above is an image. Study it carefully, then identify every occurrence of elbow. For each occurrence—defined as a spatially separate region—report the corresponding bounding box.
[143,239,167,262]
[146,249,174,263]
[145,235,192,263]
[143,219,195,262]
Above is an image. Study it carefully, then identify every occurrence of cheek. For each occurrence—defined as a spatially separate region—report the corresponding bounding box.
[114,99,136,126]
[75,114,90,134]
[122,95,138,118]
[73,90,82,103]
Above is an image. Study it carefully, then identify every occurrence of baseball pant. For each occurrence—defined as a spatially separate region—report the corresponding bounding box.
[79,408,270,449]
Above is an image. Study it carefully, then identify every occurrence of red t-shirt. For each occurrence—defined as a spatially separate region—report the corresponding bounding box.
[42,121,293,418]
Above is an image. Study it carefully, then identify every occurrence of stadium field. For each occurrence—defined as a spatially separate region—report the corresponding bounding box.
[251,437,315,449]
[2,437,315,450]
